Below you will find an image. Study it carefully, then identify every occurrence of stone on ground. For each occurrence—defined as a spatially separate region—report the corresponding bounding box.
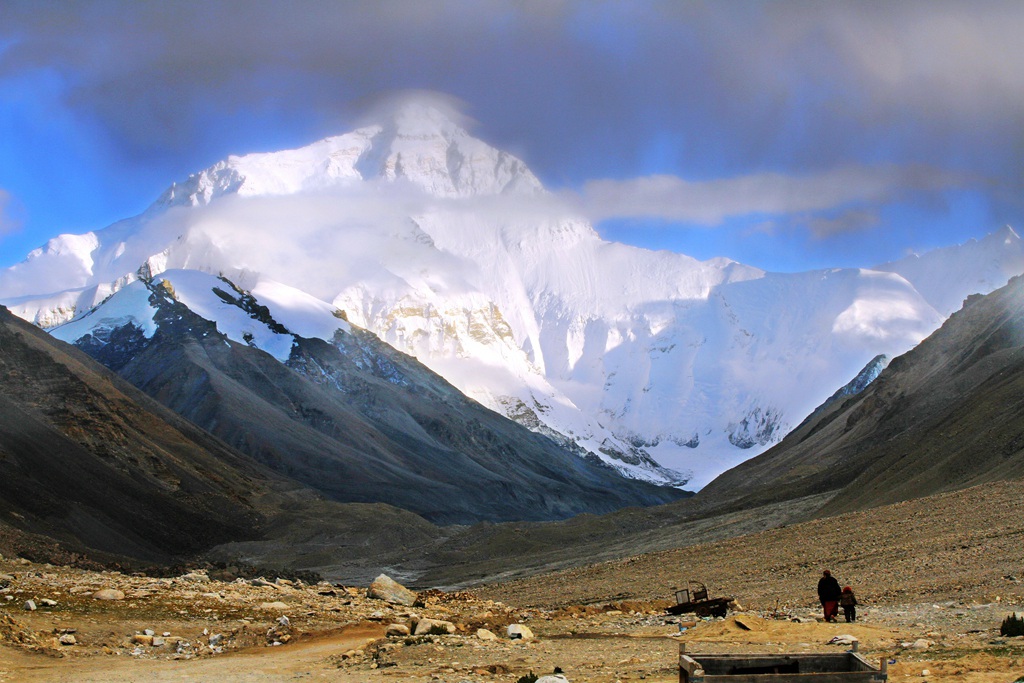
[413,618,456,635]
[92,589,125,601]
[507,623,535,640]
[367,574,417,606]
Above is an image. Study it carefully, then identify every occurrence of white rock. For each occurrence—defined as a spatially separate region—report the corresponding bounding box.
[386,623,411,637]
[536,676,570,683]
[507,624,535,641]
[367,574,417,607]
[413,618,456,635]
[476,628,498,641]
[259,601,289,611]
[92,589,126,601]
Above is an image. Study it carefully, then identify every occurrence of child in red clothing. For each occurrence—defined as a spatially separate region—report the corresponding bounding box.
[840,586,858,623]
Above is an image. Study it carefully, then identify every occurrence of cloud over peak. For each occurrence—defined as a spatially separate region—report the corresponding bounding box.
[576,165,977,232]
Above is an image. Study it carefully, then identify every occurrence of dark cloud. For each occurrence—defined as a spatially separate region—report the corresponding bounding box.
[1,0,1022,210]
[804,209,881,239]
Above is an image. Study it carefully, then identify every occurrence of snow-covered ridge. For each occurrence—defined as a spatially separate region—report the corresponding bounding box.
[874,225,1024,316]
[152,102,543,211]
[4,100,1024,488]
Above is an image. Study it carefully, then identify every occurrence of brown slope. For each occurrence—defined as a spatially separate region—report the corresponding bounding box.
[0,305,272,560]
[0,304,451,572]
[474,476,1024,610]
[695,273,1024,517]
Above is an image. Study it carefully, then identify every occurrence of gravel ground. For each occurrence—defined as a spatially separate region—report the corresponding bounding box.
[1,478,1023,682]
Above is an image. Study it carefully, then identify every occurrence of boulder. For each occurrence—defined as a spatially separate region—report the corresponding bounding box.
[476,628,499,641]
[58,634,77,646]
[413,618,456,635]
[260,601,290,611]
[386,623,411,637]
[367,574,417,606]
[537,676,570,683]
[507,623,535,641]
[92,589,125,601]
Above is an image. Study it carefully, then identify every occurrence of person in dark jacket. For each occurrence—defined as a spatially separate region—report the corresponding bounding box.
[817,570,842,622]
[840,585,858,622]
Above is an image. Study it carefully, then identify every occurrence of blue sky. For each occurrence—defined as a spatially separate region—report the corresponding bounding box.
[1,0,1022,271]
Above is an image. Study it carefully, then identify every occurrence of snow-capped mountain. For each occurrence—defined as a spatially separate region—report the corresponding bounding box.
[874,225,1024,316]
[3,100,1022,488]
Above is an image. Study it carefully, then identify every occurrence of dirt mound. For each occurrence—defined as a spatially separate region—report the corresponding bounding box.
[0,613,39,649]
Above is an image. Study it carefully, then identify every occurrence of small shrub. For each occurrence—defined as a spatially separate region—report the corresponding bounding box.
[1000,613,1024,637]
[516,674,538,683]
[425,624,450,636]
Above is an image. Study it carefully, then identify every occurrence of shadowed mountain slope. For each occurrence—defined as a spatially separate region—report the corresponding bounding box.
[0,306,270,560]
[0,303,466,572]
[65,276,683,525]
[695,274,1024,516]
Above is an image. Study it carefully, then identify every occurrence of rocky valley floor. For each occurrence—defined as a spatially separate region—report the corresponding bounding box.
[1,477,1024,682]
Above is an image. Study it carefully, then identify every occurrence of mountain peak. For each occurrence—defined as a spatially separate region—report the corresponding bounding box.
[990,224,1019,244]
[370,93,473,139]
[152,93,540,209]
[350,92,541,197]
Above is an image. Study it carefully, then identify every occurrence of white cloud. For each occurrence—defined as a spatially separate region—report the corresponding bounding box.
[145,181,580,302]
[576,165,974,229]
